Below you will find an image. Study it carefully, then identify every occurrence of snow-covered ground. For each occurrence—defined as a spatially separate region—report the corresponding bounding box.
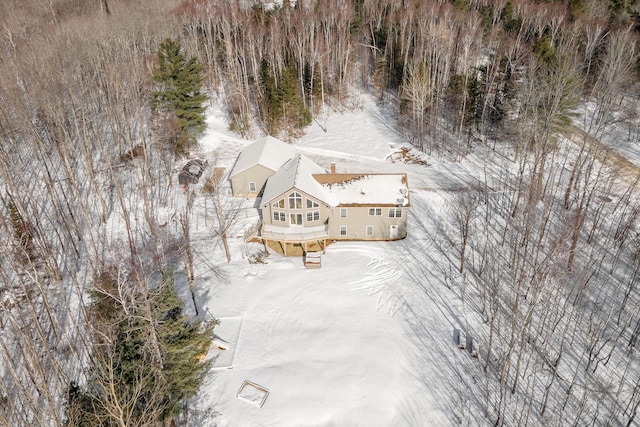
[574,101,640,171]
[184,96,487,426]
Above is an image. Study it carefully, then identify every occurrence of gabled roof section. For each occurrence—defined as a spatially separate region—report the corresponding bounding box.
[229,135,297,178]
[314,173,410,207]
[260,154,333,207]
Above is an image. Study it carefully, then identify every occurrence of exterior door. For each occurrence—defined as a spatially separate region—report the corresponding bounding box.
[389,225,398,239]
[290,213,303,226]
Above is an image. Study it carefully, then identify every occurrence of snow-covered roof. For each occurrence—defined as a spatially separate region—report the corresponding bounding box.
[229,136,297,178]
[260,154,331,207]
[314,173,410,206]
[260,156,410,208]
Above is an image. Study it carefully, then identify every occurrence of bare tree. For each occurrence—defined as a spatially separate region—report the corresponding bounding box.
[202,155,245,263]
[454,191,480,273]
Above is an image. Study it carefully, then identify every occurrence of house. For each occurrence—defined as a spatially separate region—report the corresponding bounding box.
[229,136,297,197]
[313,172,409,240]
[259,154,332,255]
[257,153,410,256]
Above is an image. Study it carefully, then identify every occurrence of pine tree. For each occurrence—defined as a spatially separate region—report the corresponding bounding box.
[153,277,216,420]
[64,269,216,426]
[279,62,312,132]
[152,38,207,154]
[259,58,311,136]
[260,58,282,134]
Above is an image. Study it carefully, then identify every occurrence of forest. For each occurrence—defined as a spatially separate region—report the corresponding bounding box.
[1,0,640,425]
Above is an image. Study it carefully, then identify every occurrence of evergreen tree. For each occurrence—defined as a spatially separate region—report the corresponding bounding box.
[153,277,215,420]
[152,38,207,154]
[279,62,312,132]
[534,33,557,66]
[64,269,215,426]
[259,58,311,136]
[260,58,282,134]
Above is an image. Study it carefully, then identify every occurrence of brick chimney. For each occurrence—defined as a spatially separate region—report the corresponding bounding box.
[330,162,336,174]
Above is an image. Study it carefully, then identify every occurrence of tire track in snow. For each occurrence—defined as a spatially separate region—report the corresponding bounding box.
[330,244,407,316]
[350,257,405,316]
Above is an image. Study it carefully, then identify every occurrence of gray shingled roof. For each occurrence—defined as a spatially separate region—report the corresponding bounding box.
[229,136,297,178]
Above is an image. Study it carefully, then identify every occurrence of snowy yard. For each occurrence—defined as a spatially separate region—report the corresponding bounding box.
[179,92,640,426]
[188,96,485,426]
[197,239,476,426]
[5,4,640,426]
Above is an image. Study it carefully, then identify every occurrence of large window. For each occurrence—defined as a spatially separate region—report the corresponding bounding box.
[249,182,257,192]
[273,211,286,222]
[307,199,319,208]
[340,208,347,218]
[340,225,347,236]
[366,225,374,237]
[289,192,302,209]
[306,211,320,222]
[368,208,382,216]
[388,208,402,218]
[290,213,303,225]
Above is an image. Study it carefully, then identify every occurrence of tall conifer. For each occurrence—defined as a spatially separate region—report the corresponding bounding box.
[152,38,207,153]
[64,270,215,426]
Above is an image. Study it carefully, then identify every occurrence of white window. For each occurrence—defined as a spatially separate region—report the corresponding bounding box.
[249,182,257,192]
[290,213,303,225]
[307,199,319,208]
[368,208,382,216]
[340,225,347,236]
[388,208,402,218]
[340,208,347,218]
[273,211,285,222]
[272,199,285,208]
[366,225,374,237]
[289,192,302,209]
[306,210,320,222]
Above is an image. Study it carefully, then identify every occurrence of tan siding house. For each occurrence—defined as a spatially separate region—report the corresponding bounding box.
[230,164,275,198]
[229,136,296,197]
[261,191,331,230]
[231,141,410,256]
[258,154,332,255]
[318,173,409,242]
[327,206,408,241]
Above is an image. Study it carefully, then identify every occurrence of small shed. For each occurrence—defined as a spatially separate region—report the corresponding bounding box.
[178,159,208,186]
